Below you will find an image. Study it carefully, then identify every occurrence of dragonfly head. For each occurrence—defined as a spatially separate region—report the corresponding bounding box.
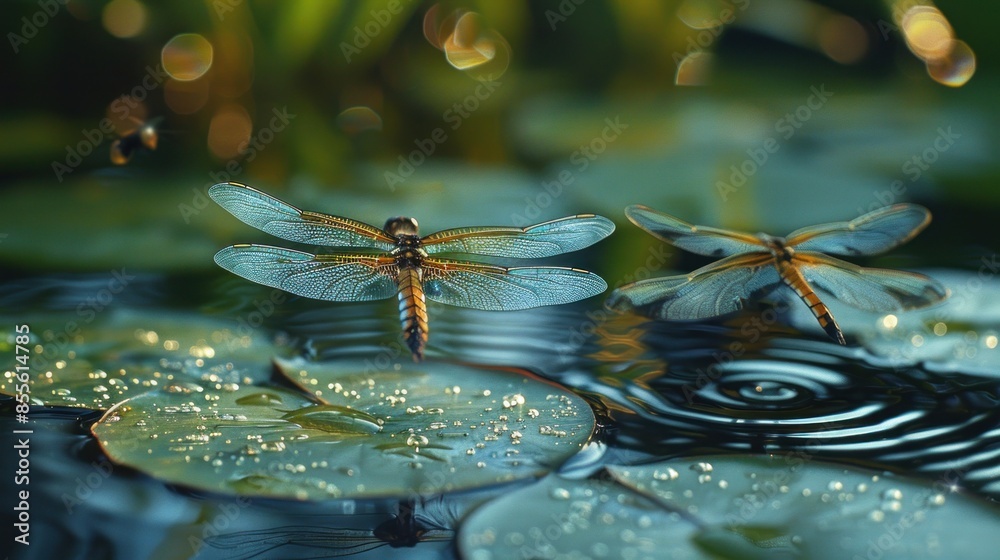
[384,217,420,237]
[758,233,793,260]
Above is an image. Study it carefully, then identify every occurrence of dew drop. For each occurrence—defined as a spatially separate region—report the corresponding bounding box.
[550,487,571,500]
[235,392,284,406]
[653,467,680,481]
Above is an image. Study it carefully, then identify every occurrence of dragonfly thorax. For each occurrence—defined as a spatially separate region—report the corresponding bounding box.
[759,233,795,261]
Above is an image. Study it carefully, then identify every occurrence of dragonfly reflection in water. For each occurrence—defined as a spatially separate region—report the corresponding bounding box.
[203,498,453,558]
[608,203,948,344]
[210,182,613,360]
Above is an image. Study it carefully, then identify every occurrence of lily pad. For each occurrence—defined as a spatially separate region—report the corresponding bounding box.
[459,455,1000,559]
[0,309,279,410]
[91,359,594,500]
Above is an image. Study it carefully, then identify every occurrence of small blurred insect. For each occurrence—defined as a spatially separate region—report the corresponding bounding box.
[608,204,949,344]
[110,117,160,165]
[210,181,614,360]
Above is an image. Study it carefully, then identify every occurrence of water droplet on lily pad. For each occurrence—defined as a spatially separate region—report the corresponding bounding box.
[460,456,1000,559]
[0,309,281,410]
[92,358,594,500]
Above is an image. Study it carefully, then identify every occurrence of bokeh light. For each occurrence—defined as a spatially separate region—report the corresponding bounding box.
[161,33,214,82]
[336,106,383,135]
[675,52,713,86]
[677,0,729,30]
[817,15,868,64]
[423,5,511,81]
[164,78,210,115]
[926,39,976,87]
[212,31,254,99]
[440,11,511,80]
[207,104,252,160]
[102,0,147,39]
[901,6,954,62]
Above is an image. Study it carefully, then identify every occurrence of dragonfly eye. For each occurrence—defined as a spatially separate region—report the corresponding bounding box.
[384,217,420,237]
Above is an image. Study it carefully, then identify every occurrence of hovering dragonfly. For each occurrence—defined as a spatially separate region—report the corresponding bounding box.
[110,117,160,165]
[210,182,613,360]
[607,204,948,344]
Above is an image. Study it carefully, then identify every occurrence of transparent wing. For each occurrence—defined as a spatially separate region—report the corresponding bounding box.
[607,253,781,319]
[624,205,766,257]
[795,252,948,312]
[421,214,615,257]
[209,182,397,250]
[214,244,398,302]
[785,204,931,256]
[421,259,607,310]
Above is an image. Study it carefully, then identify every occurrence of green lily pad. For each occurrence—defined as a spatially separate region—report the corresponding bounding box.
[91,359,594,500]
[0,309,279,410]
[459,455,1000,559]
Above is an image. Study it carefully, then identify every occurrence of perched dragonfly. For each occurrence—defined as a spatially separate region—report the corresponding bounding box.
[607,204,948,344]
[110,116,160,165]
[210,182,613,360]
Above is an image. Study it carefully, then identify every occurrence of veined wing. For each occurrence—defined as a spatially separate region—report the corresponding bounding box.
[421,214,615,258]
[625,205,766,257]
[795,252,948,312]
[421,258,607,310]
[785,204,931,256]
[214,244,398,302]
[606,253,780,319]
[209,182,397,250]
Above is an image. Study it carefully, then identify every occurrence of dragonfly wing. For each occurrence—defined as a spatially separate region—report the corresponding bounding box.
[786,204,931,256]
[607,253,781,319]
[214,244,398,302]
[209,182,397,250]
[795,252,948,312]
[421,214,615,257]
[421,259,607,310]
[624,205,766,257]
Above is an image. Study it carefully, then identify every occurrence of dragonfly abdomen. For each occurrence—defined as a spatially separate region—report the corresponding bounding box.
[397,267,429,361]
[777,261,846,345]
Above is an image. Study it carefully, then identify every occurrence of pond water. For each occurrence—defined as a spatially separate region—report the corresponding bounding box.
[3,245,1000,558]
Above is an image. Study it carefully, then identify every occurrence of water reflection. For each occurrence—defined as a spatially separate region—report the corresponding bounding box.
[5,267,1000,559]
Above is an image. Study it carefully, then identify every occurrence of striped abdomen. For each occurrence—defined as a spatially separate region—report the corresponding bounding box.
[777,261,846,345]
[396,267,429,360]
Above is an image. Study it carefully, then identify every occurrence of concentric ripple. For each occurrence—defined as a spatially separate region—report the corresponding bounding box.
[569,316,1000,500]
